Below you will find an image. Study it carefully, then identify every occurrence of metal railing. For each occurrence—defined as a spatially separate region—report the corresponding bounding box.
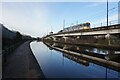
[45,19,120,37]
[92,19,119,28]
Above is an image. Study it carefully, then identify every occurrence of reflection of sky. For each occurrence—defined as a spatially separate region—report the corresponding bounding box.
[1,2,118,37]
[93,48,108,54]
[30,41,120,78]
[78,46,115,55]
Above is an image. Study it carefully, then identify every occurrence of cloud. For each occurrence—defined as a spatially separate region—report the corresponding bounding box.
[2,3,50,37]
[84,2,100,8]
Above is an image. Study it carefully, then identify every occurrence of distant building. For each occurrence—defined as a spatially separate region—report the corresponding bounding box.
[118,1,120,24]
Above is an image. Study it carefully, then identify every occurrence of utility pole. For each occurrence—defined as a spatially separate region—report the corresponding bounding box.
[107,0,108,29]
[106,1,109,79]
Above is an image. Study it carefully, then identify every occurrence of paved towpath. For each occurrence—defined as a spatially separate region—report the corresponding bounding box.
[3,41,45,78]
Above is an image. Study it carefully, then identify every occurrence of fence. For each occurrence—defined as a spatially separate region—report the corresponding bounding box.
[92,19,119,28]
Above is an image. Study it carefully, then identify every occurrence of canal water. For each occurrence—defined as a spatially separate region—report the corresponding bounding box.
[30,41,120,78]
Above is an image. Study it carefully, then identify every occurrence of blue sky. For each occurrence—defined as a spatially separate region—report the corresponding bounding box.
[1,2,119,37]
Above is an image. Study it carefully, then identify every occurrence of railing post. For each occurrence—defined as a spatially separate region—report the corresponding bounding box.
[94,25,95,28]
[109,21,111,26]
[101,23,102,27]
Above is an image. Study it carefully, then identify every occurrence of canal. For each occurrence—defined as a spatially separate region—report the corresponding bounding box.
[30,41,120,78]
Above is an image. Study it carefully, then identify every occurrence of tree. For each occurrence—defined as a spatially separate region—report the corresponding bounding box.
[14,32,22,43]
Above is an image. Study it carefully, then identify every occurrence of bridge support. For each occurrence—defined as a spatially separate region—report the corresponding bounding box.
[51,36,57,41]
[63,45,69,50]
[105,33,111,45]
[43,36,58,42]
[62,36,69,42]
[52,43,58,47]
[77,36,80,39]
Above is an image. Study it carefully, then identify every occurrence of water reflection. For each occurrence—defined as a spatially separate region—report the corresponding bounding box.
[63,53,89,66]
[47,42,120,62]
[30,41,120,78]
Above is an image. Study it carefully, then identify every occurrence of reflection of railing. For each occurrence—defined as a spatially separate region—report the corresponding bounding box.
[63,53,89,66]
[52,43,106,59]
[58,42,120,62]
[46,41,120,60]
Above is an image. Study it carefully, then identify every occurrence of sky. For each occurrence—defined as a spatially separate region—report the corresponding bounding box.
[0,1,119,37]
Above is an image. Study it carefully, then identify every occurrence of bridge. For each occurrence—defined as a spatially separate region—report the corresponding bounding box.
[43,24,120,50]
[46,24,120,37]
[42,23,120,73]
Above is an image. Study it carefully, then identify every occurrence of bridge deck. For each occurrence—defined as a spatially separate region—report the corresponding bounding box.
[49,24,120,37]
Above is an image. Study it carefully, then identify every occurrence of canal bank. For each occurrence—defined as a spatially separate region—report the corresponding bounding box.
[2,41,45,78]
